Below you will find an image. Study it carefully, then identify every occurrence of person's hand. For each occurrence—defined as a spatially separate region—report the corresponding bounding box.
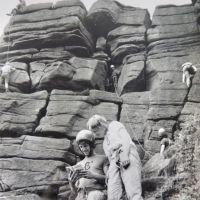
[68,170,79,184]
[121,159,130,169]
[79,170,95,179]
[110,144,122,162]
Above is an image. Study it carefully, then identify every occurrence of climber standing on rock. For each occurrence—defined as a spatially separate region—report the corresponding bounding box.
[182,62,197,88]
[111,65,120,93]
[158,128,173,157]
[67,130,108,200]
[7,0,26,16]
[87,115,143,200]
[0,62,16,92]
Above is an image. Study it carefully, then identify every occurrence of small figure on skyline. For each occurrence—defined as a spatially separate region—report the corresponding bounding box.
[7,0,26,16]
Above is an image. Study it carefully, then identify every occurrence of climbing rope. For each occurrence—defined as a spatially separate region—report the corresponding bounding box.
[5,14,14,63]
[6,28,11,63]
[112,80,153,158]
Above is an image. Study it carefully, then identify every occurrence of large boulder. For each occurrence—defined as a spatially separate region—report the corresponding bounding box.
[11,5,86,25]
[4,16,93,54]
[30,57,108,91]
[120,92,149,142]
[1,1,94,63]
[148,85,186,120]
[118,60,145,94]
[86,0,119,36]
[35,90,120,138]
[143,153,176,178]
[0,157,67,192]
[0,135,75,164]
[148,5,198,42]
[0,194,42,200]
[0,91,48,135]
[86,0,150,37]
[0,49,38,63]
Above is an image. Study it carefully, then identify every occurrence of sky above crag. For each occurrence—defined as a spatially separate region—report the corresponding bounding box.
[0,0,191,35]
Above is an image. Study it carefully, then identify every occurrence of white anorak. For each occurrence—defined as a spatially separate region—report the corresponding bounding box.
[103,121,143,200]
[1,63,16,76]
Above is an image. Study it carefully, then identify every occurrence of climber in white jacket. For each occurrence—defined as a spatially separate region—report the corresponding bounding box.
[0,62,16,92]
[182,62,197,87]
[87,115,143,200]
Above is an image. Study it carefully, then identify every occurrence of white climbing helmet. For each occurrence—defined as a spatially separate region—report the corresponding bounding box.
[158,128,166,137]
[110,65,115,69]
[182,62,193,69]
[76,130,95,144]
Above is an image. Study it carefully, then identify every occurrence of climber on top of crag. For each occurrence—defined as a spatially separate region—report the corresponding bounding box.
[7,0,26,16]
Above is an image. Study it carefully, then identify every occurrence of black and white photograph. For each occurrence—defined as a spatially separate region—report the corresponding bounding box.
[0,0,199,199]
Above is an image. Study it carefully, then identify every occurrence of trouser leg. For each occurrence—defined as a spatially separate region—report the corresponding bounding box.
[120,157,143,200]
[185,72,191,87]
[107,161,123,200]
[4,75,9,92]
[87,190,106,200]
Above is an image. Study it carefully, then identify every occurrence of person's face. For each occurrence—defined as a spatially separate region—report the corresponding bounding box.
[92,123,107,137]
[79,141,92,156]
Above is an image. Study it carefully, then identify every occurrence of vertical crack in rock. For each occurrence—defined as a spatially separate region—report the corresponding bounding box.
[117,101,122,121]
[33,91,50,135]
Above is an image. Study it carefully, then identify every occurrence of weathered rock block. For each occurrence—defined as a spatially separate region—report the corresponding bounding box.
[117,5,151,27]
[0,135,76,164]
[0,91,48,135]
[0,157,67,192]
[86,0,150,37]
[120,92,149,142]
[30,57,108,91]
[86,0,119,36]
[178,102,200,126]
[148,5,198,42]
[144,120,175,141]
[118,61,145,94]
[38,61,75,91]
[147,83,187,120]
[2,1,94,61]
[0,49,38,63]
[0,194,42,200]
[70,57,108,90]
[107,26,146,52]
[11,6,86,25]
[32,47,73,62]
[36,90,119,138]
[143,153,175,178]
